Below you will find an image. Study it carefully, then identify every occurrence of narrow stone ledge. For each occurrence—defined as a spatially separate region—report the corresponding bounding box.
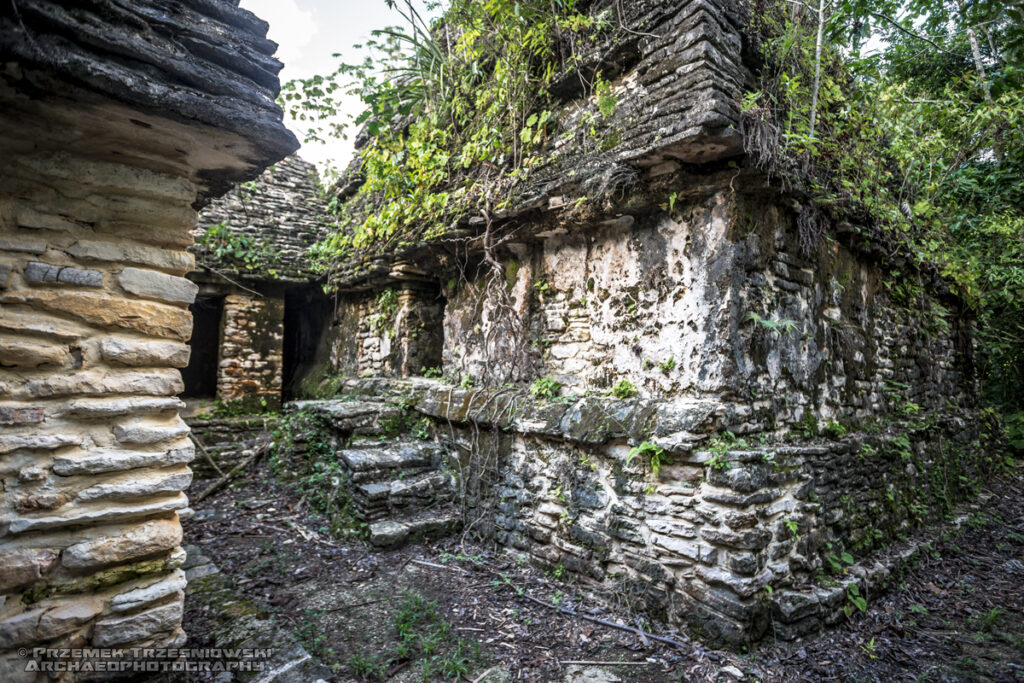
[75,467,193,502]
[0,598,103,650]
[0,406,45,425]
[0,235,47,254]
[57,397,184,419]
[0,369,184,400]
[66,240,194,274]
[52,444,195,475]
[5,493,188,534]
[0,433,81,454]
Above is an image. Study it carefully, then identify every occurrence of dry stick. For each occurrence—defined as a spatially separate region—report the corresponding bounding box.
[194,446,263,503]
[521,594,689,651]
[189,432,224,477]
[472,666,499,683]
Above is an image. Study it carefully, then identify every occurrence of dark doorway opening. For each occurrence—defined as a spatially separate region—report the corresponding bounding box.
[182,296,224,398]
[282,285,332,401]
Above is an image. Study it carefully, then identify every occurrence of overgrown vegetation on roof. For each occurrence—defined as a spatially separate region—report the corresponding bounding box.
[281,0,613,277]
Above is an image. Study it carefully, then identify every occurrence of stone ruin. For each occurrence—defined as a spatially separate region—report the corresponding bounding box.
[0,0,998,674]
[185,154,333,412]
[286,0,991,645]
[0,0,295,676]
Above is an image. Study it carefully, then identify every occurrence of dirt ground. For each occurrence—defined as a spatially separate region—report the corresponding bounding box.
[175,462,1024,682]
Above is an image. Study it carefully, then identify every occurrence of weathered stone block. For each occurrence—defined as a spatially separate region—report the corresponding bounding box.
[0,406,45,424]
[0,548,59,592]
[76,467,192,501]
[66,239,194,274]
[0,263,11,288]
[108,569,187,613]
[0,433,81,453]
[52,444,194,475]
[0,598,102,649]
[0,337,69,367]
[118,267,198,304]
[7,494,188,534]
[58,397,184,419]
[0,290,192,340]
[99,337,191,368]
[112,418,190,444]
[0,236,46,254]
[61,518,183,571]
[0,369,184,400]
[23,261,103,287]
[91,598,183,647]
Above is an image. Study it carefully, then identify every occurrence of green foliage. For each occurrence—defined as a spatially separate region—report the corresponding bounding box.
[530,376,562,400]
[658,356,676,374]
[823,419,847,439]
[626,440,667,479]
[749,0,1024,408]
[843,583,867,617]
[610,379,637,399]
[370,288,399,336]
[290,0,611,277]
[197,222,281,277]
[746,312,799,337]
[1005,411,1024,453]
[704,430,747,470]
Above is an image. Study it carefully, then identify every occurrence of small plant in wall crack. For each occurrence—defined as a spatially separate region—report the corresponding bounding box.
[704,430,746,471]
[610,379,637,399]
[658,356,676,374]
[626,440,667,479]
[530,376,562,400]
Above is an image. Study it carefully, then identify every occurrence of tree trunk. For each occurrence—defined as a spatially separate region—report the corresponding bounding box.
[956,0,992,101]
[808,0,826,141]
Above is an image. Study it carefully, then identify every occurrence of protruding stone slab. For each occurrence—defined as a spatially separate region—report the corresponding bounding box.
[113,418,190,444]
[118,267,198,304]
[0,307,90,341]
[24,261,103,287]
[0,369,184,400]
[66,239,194,274]
[339,442,437,472]
[53,444,195,475]
[0,290,193,340]
[76,467,192,502]
[91,598,184,647]
[58,397,184,419]
[108,569,187,613]
[0,433,81,454]
[61,518,184,571]
[99,337,191,368]
[6,494,188,534]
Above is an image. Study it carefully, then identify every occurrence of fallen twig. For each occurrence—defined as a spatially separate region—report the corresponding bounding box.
[521,594,689,651]
[194,446,263,502]
[190,432,224,477]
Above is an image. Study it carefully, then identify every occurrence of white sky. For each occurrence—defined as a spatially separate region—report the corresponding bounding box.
[239,0,434,178]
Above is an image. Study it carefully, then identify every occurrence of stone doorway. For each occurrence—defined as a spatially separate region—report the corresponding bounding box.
[181,295,224,399]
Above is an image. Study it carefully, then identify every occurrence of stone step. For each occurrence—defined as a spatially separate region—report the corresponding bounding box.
[352,471,456,521]
[287,399,401,435]
[368,510,461,548]
[338,441,445,483]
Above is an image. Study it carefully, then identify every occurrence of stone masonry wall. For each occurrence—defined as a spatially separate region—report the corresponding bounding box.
[324,179,985,644]
[0,0,296,676]
[192,155,331,282]
[218,293,285,411]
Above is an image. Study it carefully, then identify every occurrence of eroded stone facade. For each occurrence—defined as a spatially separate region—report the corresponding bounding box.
[0,0,295,677]
[308,0,988,645]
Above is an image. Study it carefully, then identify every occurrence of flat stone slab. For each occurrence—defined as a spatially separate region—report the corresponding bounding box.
[338,442,437,472]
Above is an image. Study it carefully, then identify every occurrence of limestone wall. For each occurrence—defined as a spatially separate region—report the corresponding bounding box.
[0,0,296,676]
[218,293,285,410]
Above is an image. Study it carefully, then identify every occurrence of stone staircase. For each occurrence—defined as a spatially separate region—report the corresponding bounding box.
[288,400,461,547]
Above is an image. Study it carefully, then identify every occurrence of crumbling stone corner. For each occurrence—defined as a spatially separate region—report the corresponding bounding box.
[0,1,297,678]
